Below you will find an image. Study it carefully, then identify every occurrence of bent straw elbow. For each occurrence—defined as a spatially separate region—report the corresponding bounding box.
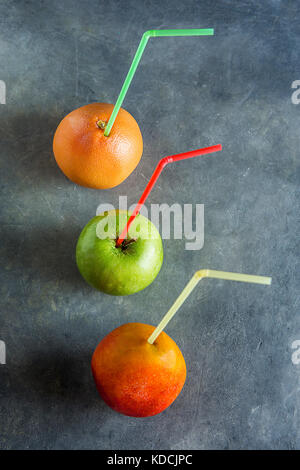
[160,156,173,169]
[144,30,156,39]
[195,269,210,280]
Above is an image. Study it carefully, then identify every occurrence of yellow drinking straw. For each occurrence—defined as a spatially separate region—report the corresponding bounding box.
[147,269,272,344]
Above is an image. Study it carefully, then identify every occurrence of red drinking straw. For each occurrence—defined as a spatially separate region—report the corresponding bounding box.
[116,144,222,247]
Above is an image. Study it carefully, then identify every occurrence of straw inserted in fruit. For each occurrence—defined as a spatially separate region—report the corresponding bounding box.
[104,28,214,136]
[116,144,222,247]
[147,269,272,344]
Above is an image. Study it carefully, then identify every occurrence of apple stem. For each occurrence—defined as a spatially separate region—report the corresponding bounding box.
[147,269,272,345]
[116,238,136,250]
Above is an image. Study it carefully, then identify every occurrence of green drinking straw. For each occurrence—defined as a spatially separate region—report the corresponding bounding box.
[104,28,214,136]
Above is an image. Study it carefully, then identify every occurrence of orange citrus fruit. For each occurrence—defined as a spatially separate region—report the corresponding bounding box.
[53,103,143,189]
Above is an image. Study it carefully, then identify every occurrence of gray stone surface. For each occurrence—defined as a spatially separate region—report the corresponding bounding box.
[0,0,299,450]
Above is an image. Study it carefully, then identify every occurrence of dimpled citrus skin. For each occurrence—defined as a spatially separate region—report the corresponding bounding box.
[53,103,143,189]
[91,323,187,417]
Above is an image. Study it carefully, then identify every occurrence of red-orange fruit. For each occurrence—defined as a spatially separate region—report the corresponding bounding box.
[91,323,186,417]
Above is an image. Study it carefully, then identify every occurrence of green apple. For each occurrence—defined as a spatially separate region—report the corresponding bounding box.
[76,210,163,295]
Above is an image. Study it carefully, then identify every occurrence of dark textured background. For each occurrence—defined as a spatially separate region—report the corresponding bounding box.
[0,0,299,450]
